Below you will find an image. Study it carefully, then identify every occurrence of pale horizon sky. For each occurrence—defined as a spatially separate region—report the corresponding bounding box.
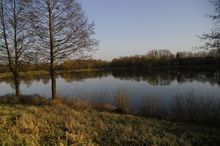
[80,0,213,60]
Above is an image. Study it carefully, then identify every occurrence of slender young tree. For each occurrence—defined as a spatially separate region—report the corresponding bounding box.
[0,0,34,96]
[30,0,97,99]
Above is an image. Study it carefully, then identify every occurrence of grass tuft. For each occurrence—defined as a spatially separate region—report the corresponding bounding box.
[114,89,130,114]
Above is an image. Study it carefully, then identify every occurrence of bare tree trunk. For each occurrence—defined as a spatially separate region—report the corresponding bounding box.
[13,71,20,96]
[50,67,56,99]
[48,0,56,99]
[12,0,20,97]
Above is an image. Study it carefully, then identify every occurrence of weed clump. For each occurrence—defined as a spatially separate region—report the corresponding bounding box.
[114,89,130,114]
[140,96,167,118]
[172,91,220,126]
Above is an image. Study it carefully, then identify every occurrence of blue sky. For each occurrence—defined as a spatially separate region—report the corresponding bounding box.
[80,0,213,60]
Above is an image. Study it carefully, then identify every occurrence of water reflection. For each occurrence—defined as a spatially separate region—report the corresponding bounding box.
[1,69,220,125]
[1,69,220,87]
[111,69,220,86]
[0,69,220,109]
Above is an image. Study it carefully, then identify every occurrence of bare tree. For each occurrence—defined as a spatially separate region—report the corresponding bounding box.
[30,0,98,99]
[201,0,220,53]
[0,0,34,96]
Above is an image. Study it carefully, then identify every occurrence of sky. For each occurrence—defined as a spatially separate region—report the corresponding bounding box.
[79,0,214,60]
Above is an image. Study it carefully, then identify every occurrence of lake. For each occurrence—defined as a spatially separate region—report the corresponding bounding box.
[1,69,220,114]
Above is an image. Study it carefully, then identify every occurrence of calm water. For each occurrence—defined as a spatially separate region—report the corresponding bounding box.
[1,69,220,112]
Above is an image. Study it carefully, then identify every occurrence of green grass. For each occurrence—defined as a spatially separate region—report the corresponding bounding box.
[0,104,219,146]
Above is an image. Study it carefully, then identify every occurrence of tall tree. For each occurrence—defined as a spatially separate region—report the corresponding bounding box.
[201,0,220,53]
[30,0,98,99]
[0,0,33,96]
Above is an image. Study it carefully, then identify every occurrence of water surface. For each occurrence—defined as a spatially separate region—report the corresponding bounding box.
[1,69,220,112]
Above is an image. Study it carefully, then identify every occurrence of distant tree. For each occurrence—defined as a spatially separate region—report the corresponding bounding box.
[201,0,220,55]
[0,0,33,96]
[146,50,159,66]
[176,52,180,59]
[30,0,98,99]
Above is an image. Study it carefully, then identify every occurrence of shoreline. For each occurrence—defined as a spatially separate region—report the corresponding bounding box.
[1,64,220,79]
[0,103,219,145]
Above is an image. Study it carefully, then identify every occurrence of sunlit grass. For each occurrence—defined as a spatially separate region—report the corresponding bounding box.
[0,103,220,145]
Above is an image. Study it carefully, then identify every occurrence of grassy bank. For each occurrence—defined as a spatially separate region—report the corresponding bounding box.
[0,69,103,79]
[0,103,220,146]
[0,71,49,79]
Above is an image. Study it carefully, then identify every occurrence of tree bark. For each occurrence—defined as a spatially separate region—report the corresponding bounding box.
[12,0,20,97]
[48,0,56,99]
[13,71,20,96]
[50,68,56,99]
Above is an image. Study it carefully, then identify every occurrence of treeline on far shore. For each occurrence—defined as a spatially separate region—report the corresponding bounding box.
[1,49,220,73]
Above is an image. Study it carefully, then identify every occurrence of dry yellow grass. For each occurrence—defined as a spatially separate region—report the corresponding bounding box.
[0,104,220,146]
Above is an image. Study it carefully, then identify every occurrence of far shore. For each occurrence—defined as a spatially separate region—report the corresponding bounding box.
[0,64,220,79]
